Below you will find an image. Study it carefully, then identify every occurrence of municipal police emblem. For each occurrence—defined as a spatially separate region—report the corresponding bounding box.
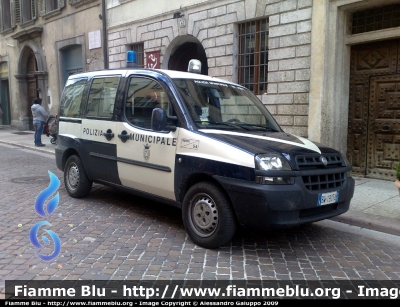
[143,143,151,161]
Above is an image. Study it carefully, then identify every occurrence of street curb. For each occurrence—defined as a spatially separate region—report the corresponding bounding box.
[0,140,54,155]
[330,211,400,237]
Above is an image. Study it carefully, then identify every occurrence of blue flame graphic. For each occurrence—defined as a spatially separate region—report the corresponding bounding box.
[34,171,60,217]
[30,171,62,261]
[29,221,61,261]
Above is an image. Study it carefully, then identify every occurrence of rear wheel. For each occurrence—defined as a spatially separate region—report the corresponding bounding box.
[64,155,92,198]
[182,182,236,249]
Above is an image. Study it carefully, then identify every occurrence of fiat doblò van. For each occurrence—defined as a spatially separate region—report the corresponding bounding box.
[55,60,354,248]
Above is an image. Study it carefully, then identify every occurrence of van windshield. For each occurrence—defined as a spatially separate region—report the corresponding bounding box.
[172,78,282,132]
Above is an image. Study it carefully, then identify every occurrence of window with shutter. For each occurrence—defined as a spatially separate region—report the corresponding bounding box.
[19,0,32,23]
[1,0,12,31]
[14,0,21,24]
[45,0,65,11]
[39,0,65,18]
[45,0,57,11]
[69,0,97,8]
[0,4,3,32]
[31,0,36,19]
[38,0,45,16]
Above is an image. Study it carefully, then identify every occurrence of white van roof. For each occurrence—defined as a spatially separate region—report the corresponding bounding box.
[157,69,238,85]
[67,68,239,87]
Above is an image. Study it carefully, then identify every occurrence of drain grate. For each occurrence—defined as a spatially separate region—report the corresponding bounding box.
[11,176,50,184]
[13,132,33,135]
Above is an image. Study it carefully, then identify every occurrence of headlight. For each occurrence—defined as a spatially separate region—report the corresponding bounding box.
[254,154,294,185]
[255,154,291,171]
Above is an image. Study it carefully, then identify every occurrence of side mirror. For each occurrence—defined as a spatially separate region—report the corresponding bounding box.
[151,108,177,132]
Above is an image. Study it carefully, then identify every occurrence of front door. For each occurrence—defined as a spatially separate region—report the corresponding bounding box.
[27,50,38,131]
[347,39,400,180]
[116,76,179,200]
[80,75,120,184]
[0,80,10,125]
[367,75,400,179]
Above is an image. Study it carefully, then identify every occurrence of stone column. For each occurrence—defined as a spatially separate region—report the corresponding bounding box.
[35,71,49,109]
[14,74,29,131]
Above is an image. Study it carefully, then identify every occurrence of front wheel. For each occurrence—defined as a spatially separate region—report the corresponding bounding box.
[64,155,92,198]
[182,182,237,249]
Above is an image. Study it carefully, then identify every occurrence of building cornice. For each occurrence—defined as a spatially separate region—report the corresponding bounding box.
[11,27,43,44]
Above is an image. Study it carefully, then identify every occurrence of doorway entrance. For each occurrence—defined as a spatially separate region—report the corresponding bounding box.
[168,42,208,75]
[0,80,10,126]
[347,39,400,180]
[26,50,39,131]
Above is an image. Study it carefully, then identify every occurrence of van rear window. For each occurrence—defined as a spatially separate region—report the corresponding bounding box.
[85,77,121,119]
[59,78,87,118]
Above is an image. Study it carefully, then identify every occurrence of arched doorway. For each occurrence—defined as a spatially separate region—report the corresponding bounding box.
[26,49,39,130]
[168,41,208,75]
[16,41,48,131]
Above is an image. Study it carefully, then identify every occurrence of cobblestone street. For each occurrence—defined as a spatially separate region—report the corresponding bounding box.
[1,143,400,298]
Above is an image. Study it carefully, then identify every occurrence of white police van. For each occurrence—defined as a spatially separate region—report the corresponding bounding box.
[56,54,355,248]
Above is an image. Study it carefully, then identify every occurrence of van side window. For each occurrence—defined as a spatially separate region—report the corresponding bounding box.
[59,78,87,118]
[125,77,170,129]
[85,76,120,119]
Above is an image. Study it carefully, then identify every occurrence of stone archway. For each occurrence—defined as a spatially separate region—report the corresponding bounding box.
[15,41,48,131]
[164,36,208,75]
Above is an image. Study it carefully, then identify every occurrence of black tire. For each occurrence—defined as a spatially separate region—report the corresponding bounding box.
[182,182,237,249]
[50,137,57,145]
[64,155,92,198]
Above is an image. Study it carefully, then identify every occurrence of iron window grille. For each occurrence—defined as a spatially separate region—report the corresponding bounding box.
[238,19,269,95]
[129,43,144,68]
[351,4,400,34]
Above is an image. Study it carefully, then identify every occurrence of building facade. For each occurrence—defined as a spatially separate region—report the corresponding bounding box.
[106,0,400,180]
[0,0,104,130]
[1,0,398,181]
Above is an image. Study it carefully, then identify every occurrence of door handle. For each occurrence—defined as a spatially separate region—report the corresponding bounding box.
[381,124,391,132]
[103,129,114,141]
[118,130,130,143]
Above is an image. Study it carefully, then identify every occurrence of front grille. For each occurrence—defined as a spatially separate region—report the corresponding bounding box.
[302,172,345,191]
[296,154,343,169]
[296,154,346,191]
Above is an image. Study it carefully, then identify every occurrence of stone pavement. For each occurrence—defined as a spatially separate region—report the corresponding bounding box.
[0,127,399,236]
[1,128,400,301]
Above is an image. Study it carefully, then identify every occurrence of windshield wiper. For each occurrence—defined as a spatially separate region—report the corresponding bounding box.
[235,123,279,132]
[195,121,243,130]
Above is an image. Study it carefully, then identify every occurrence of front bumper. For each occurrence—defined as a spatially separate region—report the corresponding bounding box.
[214,175,355,229]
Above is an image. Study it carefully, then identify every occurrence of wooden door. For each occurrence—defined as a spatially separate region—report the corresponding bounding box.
[367,75,400,180]
[347,39,400,180]
[27,78,37,130]
[26,50,38,131]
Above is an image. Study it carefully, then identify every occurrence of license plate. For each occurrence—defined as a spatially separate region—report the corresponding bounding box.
[318,191,339,206]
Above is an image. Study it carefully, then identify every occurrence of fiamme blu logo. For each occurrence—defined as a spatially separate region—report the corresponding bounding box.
[29,171,61,261]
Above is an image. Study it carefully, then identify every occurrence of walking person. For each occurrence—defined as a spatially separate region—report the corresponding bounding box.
[31,97,49,147]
